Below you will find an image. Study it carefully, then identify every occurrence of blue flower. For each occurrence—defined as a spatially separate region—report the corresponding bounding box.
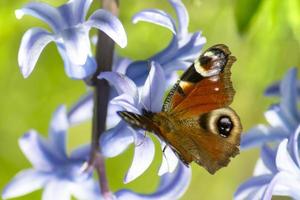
[16,0,127,79]
[98,61,180,183]
[125,0,206,87]
[2,106,100,200]
[241,68,300,149]
[235,126,300,200]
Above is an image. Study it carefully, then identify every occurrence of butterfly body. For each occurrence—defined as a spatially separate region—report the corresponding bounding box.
[118,44,242,174]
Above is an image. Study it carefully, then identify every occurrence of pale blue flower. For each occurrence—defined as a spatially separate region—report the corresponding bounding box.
[126,0,206,86]
[235,126,300,200]
[98,61,179,183]
[2,106,99,200]
[241,68,300,149]
[16,0,127,79]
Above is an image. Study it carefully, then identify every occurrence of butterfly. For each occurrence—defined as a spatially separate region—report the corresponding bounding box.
[117,44,242,174]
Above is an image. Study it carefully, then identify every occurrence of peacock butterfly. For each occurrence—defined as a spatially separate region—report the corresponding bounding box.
[117,44,242,174]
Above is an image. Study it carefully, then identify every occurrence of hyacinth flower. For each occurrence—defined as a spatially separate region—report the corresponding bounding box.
[235,126,300,200]
[2,106,101,200]
[241,68,300,149]
[126,0,206,86]
[98,61,183,183]
[16,0,127,79]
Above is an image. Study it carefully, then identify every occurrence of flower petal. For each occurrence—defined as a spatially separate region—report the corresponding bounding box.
[262,172,300,200]
[60,27,91,65]
[288,125,300,167]
[100,122,134,157]
[19,130,60,170]
[279,68,299,123]
[265,80,300,98]
[132,9,177,34]
[57,44,97,79]
[70,0,93,23]
[16,2,63,32]
[42,180,71,200]
[124,134,155,183]
[98,72,138,98]
[86,9,127,48]
[253,158,272,176]
[49,105,68,158]
[140,62,166,112]
[260,145,277,173]
[68,91,93,126]
[70,144,90,161]
[234,175,273,200]
[168,0,189,37]
[111,94,140,113]
[125,61,150,87]
[117,163,191,200]
[158,144,179,176]
[240,125,286,149]
[2,169,50,199]
[18,28,54,78]
[69,178,101,200]
[275,139,299,175]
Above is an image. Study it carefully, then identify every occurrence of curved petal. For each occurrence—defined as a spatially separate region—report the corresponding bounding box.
[98,72,138,98]
[151,37,179,63]
[42,180,71,200]
[276,139,299,174]
[260,145,277,173]
[18,28,54,78]
[234,175,273,200]
[124,134,155,183]
[69,0,93,23]
[168,0,189,37]
[279,68,299,122]
[125,61,149,87]
[132,9,177,34]
[265,80,300,98]
[19,130,60,170]
[117,163,191,200]
[70,178,101,200]
[70,144,90,161]
[112,56,132,74]
[2,169,50,199]
[100,122,134,158]
[140,62,166,112]
[68,91,93,126]
[60,27,91,65]
[49,105,68,158]
[86,9,127,48]
[253,158,272,176]
[57,44,97,79]
[262,172,300,200]
[16,2,63,32]
[240,125,286,149]
[288,125,300,167]
[158,145,179,176]
[110,94,140,113]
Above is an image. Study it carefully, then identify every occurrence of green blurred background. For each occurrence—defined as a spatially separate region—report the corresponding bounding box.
[0,0,299,199]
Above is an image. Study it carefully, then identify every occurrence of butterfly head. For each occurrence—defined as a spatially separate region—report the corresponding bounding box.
[194,44,236,77]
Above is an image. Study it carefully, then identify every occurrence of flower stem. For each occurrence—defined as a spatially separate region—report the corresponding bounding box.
[89,0,119,198]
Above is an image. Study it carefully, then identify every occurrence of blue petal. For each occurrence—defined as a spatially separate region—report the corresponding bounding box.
[19,130,61,170]
[57,43,97,79]
[125,61,149,87]
[265,80,300,98]
[132,9,177,34]
[86,9,127,48]
[69,178,102,200]
[158,144,179,176]
[70,144,90,161]
[124,134,155,183]
[241,125,286,149]
[112,56,132,74]
[151,37,179,63]
[2,169,50,199]
[140,62,166,112]
[275,139,299,174]
[18,28,54,78]
[234,175,273,200]
[261,145,277,173]
[16,2,63,32]
[68,91,93,126]
[262,172,300,200]
[100,122,134,157]
[70,0,93,23]
[288,125,300,167]
[117,163,191,200]
[49,105,68,158]
[60,26,91,65]
[111,94,140,113]
[168,0,189,37]
[98,72,138,98]
[279,68,299,127]
[42,180,71,200]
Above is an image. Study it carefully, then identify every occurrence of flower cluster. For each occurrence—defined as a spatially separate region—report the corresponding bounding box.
[235,68,300,200]
[3,0,203,199]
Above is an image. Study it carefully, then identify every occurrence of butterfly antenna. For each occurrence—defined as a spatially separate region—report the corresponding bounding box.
[162,145,171,172]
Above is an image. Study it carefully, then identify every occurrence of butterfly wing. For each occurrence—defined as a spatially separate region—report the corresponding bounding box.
[158,44,242,173]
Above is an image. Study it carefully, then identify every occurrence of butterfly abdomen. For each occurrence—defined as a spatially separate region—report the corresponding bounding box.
[117,110,157,132]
